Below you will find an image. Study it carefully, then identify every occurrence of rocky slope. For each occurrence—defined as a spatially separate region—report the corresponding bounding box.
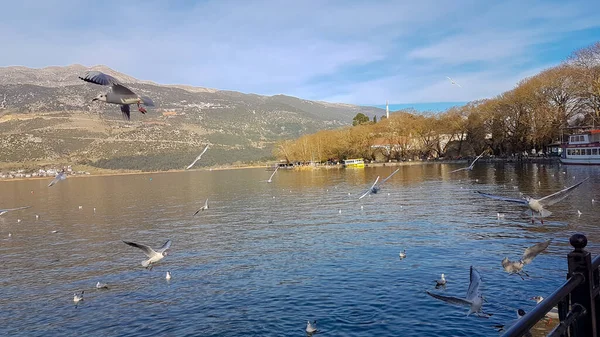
[0,65,382,170]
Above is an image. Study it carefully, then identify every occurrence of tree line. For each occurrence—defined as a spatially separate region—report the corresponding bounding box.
[274,42,600,163]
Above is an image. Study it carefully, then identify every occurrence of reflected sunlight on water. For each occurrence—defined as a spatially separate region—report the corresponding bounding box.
[0,162,598,336]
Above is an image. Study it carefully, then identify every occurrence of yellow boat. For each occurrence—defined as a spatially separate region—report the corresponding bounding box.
[343,158,365,168]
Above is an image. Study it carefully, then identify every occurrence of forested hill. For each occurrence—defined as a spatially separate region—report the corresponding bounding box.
[0,65,383,170]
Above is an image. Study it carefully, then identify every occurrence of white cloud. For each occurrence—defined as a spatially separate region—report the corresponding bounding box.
[0,0,599,104]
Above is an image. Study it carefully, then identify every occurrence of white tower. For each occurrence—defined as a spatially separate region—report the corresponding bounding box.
[386,100,389,119]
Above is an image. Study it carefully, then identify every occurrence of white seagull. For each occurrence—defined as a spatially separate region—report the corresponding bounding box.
[73,291,84,304]
[449,152,485,173]
[446,76,462,88]
[531,296,559,320]
[358,168,399,199]
[475,178,589,223]
[166,271,172,280]
[123,239,172,269]
[399,250,407,259]
[426,266,489,317]
[502,239,551,279]
[0,206,31,216]
[193,198,209,216]
[186,144,210,170]
[48,169,67,187]
[436,273,447,287]
[79,71,154,120]
[306,320,318,334]
[267,166,279,183]
[96,282,108,289]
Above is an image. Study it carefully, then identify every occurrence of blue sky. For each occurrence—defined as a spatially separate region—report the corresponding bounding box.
[1,0,599,109]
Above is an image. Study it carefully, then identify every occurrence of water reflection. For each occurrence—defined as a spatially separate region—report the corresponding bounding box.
[0,162,598,336]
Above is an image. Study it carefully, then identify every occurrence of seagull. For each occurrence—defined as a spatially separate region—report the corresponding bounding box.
[166,271,172,280]
[502,240,551,279]
[494,309,530,336]
[186,144,210,170]
[48,169,66,187]
[399,250,406,259]
[96,282,108,289]
[436,273,447,287]
[306,320,318,334]
[497,213,505,220]
[358,168,399,199]
[122,239,171,269]
[577,210,582,217]
[267,166,279,183]
[475,178,589,223]
[73,291,84,304]
[531,296,559,320]
[449,152,485,173]
[446,76,462,88]
[193,199,209,215]
[0,206,31,216]
[426,266,490,317]
[79,71,154,120]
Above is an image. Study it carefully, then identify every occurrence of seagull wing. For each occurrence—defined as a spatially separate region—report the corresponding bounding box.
[112,83,137,96]
[203,198,209,209]
[79,71,121,86]
[426,291,472,307]
[157,239,172,253]
[268,166,279,181]
[123,240,157,258]
[120,105,131,120]
[186,144,210,170]
[466,266,481,301]
[450,167,469,173]
[538,178,589,207]
[455,82,462,88]
[469,152,485,168]
[380,168,400,185]
[475,191,528,205]
[48,173,65,187]
[0,206,31,214]
[358,176,380,200]
[522,239,551,265]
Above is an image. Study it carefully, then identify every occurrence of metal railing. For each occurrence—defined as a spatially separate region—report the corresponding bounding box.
[502,233,600,337]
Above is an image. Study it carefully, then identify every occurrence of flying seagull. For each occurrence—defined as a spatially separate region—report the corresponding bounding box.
[0,206,31,216]
[193,199,209,215]
[122,239,171,269]
[449,152,485,173]
[475,178,589,223]
[79,71,154,120]
[502,239,551,279]
[446,76,462,88]
[48,169,67,187]
[426,266,490,317]
[186,144,210,170]
[359,168,399,199]
[267,166,279,183]
[73,291,84,304]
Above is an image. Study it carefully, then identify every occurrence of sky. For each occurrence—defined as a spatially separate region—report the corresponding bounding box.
[1,0,599,110]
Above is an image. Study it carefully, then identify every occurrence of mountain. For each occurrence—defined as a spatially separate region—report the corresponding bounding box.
[0,65,383,171]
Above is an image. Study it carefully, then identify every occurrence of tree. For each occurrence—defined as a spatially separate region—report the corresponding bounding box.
[352,113,370,126]
[373,115,377,123]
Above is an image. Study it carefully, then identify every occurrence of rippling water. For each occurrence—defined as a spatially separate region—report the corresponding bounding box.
[1,162,599,336]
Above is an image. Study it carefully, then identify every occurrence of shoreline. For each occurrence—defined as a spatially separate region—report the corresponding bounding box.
[0,157,560,183]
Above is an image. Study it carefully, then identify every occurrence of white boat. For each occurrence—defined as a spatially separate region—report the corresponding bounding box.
[560,129,600,165]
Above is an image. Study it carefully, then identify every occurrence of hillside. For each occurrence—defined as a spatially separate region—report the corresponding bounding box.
[0,65,383,171]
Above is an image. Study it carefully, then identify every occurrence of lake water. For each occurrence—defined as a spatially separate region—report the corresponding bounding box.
[1,162,599,337]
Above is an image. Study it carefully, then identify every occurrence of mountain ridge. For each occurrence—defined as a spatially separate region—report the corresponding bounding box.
[0,65,383,170]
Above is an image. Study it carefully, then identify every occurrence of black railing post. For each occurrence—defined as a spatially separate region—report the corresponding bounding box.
[568,233,597,337]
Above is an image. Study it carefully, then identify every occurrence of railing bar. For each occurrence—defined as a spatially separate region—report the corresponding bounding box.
[547,303,586,337]
[501,273,585,337]
[592,255,600,270]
